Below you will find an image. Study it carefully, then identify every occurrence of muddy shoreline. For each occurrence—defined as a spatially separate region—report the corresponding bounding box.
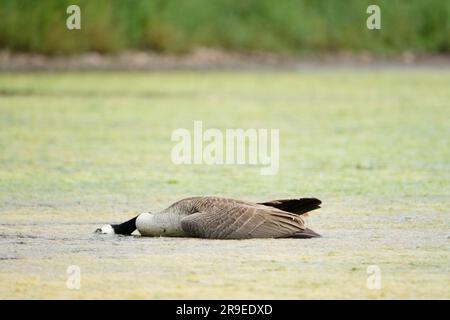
[1,49,449,71]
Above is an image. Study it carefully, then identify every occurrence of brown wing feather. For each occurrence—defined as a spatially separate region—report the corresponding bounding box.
[180,204,307,239]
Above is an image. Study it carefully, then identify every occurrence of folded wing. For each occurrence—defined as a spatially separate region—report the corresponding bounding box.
[180,204,310,239]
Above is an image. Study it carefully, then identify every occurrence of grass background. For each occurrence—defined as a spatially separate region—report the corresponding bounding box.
[0,0,449,55]
[0,70,449,298]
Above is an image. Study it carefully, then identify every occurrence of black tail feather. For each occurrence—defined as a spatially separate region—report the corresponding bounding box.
[259,198,322,215]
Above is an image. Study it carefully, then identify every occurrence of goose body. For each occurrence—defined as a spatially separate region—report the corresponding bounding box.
[96,196,322,239]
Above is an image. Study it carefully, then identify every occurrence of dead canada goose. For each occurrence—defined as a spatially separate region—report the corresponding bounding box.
[96,196,322,239]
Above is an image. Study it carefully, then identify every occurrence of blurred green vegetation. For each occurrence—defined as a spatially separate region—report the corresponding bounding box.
[0,0,449,55]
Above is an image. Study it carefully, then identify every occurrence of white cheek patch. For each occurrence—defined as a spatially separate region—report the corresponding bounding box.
[95,224,115,234]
